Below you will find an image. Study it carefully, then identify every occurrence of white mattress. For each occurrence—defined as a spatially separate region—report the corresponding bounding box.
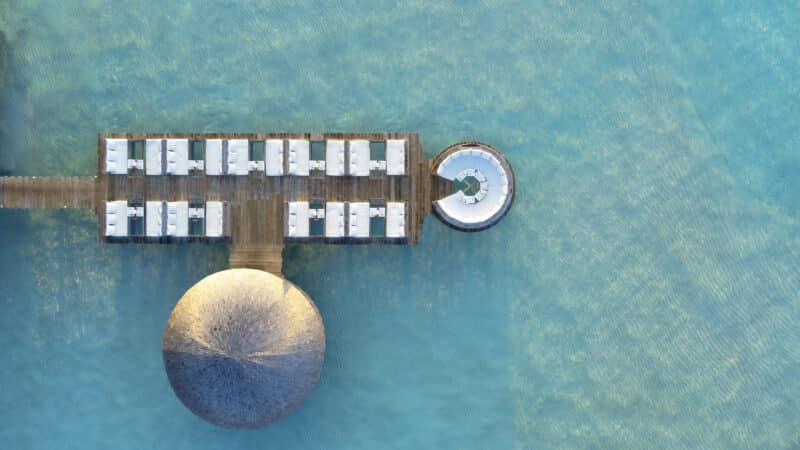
[326,140,345,176]
[348,202,370,238]
[386,139,406,175]
[145,139,163,175]
[227,139,250,175]
[105,139,128,174]
[105,201,128,236]
[287,139,310,176]
[325,202,345,237]
[146,201,164,236]
[205,139,223,175]
[205,201,224,237]
[265,139,284,176]
[386,202,406,238]
[166,139,189,175]
[348,140,370,176]
[166,201,189,237]
[287,201,310,237]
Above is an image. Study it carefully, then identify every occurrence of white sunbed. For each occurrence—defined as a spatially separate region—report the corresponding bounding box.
[287,140,310,176]
[166,139,189,175]
[205,201,224,237]
[105,201,128,236]
[145,139,163,175]
[348,202,370,238]
[205,139,223,175]
[287,201,310,237]
[265,139,284,176]
[105,139,128,174]
[386,202,406,238]
[227,139,249,175]
[166,201,189,237]
[326,140,345,176]
[386,139,406,175]
[146,201,164,237]
[348,140,370,176]
[325,202,345,237]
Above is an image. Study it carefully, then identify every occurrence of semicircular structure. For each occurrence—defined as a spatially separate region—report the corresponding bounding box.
[431,142,515,231]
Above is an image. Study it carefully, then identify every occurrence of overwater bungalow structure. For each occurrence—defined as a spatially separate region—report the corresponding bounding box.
[0,133,514,272]
[0,132,515,428]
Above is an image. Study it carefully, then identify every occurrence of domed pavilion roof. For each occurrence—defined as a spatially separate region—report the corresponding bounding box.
[162,268,325,428]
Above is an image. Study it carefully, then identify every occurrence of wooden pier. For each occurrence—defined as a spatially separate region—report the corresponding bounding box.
[0,132,455,275]
[0,176,96,209]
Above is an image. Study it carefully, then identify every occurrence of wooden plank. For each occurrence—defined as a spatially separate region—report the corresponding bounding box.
[229,243,284,275]
[0,176,96,209]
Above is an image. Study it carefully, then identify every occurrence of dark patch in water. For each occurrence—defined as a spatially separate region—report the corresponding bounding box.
[0,31,28,175]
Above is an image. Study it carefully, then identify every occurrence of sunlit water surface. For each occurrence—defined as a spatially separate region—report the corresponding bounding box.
[0,1,798,449]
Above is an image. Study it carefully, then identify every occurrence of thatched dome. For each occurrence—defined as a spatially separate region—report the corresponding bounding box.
[162,269,325,429]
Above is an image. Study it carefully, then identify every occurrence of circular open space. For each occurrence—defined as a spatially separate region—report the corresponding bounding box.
[162,269,325,429]
[431,142,515,231]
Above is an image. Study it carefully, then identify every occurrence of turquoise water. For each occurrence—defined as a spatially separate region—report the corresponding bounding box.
[1,1,799,449]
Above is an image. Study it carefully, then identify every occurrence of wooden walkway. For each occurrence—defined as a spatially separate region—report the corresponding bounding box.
[0,132,455,275]
[0,176,96,209]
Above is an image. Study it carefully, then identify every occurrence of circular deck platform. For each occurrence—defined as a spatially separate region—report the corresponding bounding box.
[162,269,325,428]
[431,142,515,231]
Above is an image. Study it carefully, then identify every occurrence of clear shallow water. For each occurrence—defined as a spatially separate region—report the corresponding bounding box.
[0,1,798,449]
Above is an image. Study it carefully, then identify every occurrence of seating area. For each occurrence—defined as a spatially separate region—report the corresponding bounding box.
[248,141,265,173]
[454,168,489,203]
[349,140,370,176]
[105,201,129,236]
[189,141,205,173]
[369,160,387,171]
[204,201,224,237]
[227,139,250,175]
[107,200,149,237]
[128,140,145,174]
[167,201,189,236]
[202,139,222,175]
[94,135,514,249]
[309,160,326,171]
[145,139,163,175]
[127,159,144,171]
[325,140,345,176]
[435,147,512,226]
[105,139,129,175]
[166,139,189,175]
[386,202,406,238]
[125,201,145,236]
[265,139,284,176]
[309,141,326,173]
[386,139,406,175]
[101,134,420,241]
[348,202,370,238]
[285,201,402,239]
[146,201,164,236]
[107,137,409,178]
[288,140,310,176]
[142,201,224,237]
[287,202,310,237]
[325,202,345,238]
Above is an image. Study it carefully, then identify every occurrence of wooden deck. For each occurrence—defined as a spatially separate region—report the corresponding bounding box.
[0,132,455,274]
[0,176,96,209]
